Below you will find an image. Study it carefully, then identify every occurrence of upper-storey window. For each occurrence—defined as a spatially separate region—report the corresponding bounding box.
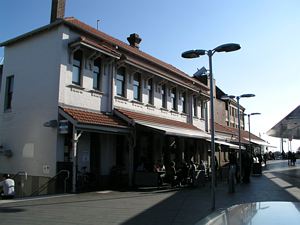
[147,78,153,105]
[133,73,141,101]
[161,84,167,108]
[72,50,82,85]
[193,96,198,117]
[116,67,126,97]
[200,100,205,119]
[171,87,177,111]
[4,75,14,111]
[93,57,101,90]
[181,92,187,113]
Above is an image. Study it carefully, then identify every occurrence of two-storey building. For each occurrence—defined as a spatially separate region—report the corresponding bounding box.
[0,0,213,195]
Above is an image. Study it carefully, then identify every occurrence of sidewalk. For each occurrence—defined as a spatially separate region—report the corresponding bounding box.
[0,160,299,225]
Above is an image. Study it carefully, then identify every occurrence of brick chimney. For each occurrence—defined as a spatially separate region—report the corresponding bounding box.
[50,0,66,23]
[127,33,142,49]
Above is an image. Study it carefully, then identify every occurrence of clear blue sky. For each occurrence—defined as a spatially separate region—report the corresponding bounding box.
[1,0,300,150]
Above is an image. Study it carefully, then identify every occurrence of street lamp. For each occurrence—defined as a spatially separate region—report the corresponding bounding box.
[221,94,255,182]
[182,43,241,210]
[244,112,261,155]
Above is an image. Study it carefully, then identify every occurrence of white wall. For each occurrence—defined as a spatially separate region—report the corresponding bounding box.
[0,27,63,177]
[58,27,111,112]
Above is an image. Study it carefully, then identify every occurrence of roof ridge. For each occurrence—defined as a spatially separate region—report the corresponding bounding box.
[63,17,207,89]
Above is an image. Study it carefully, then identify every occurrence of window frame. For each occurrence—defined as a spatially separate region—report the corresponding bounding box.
[147,78,154,105]
[92,57,102,90]
[181,92,187,113]
[161,84,167,108]
[171,87,177,111]
[4,75,14,111]
[116,67,126,97]
[72,50,83,85]
[193,96,198,117]
[133,72,142,101]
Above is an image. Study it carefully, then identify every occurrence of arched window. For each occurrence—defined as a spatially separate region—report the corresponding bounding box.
[93,57,101,90]
[72,50,82,85]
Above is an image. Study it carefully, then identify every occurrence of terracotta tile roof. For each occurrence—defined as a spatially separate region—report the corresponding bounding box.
[61,107,128,128]
[72,36,121,58]
[0,17,208,92]
[116,108,202,131]
[215,122,265,144]
[63,17,208,91]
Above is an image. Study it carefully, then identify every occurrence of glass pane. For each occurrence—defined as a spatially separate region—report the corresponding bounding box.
[72,66,80,84]
[116,80,123,96]
[133,86,138,100]
[117,74,124,81]
[93,72,99,90]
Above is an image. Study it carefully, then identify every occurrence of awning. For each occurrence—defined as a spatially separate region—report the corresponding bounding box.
[214,140,244,150]
[59,107,130,134]
[137,120,210,139]
[249,139,276,148]
[115,108,210,139]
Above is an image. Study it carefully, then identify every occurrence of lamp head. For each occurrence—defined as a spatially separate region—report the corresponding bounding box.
[181,49,206,58]
[214,43,241,53]
[240,94,255,98]
[221,94,236,100]
[250,112,261,116]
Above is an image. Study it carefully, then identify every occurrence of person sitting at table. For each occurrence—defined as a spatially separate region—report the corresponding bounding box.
[165,161,178,187]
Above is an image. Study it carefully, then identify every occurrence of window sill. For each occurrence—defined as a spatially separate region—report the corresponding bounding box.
[115,95,128,101]
[146,104,155,108]
[4,109,12,113]
[89,89,104,95]
[131,100,144,105]
[160,107,168,112]
[171,110,179,114]
[67,84,85,90]
[180,112,188,116]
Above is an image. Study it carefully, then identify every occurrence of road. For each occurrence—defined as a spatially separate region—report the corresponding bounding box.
[0,159,299,225]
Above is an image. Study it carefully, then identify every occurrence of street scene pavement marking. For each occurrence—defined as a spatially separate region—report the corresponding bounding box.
[269,177,293,188]
[286,187,300,200]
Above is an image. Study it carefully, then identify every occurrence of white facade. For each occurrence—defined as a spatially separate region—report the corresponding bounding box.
[0,18,211,195]
[0,27,63,177]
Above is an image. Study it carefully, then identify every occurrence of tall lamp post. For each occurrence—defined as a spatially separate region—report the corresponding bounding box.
[245,112,261,155]
[182,43,241,210]
[221,94,255,182]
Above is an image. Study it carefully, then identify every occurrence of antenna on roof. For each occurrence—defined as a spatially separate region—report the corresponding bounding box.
[96,19,100,30]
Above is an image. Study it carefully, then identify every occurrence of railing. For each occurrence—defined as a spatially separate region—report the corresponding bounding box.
[12,171,28,198]
[30,170,70,197]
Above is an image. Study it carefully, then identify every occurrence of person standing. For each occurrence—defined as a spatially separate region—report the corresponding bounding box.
[228,151,237,193]
[0,174,15,199]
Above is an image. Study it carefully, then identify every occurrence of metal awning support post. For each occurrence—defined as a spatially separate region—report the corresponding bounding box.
[127,130,136,187]
[72,125,82,193]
